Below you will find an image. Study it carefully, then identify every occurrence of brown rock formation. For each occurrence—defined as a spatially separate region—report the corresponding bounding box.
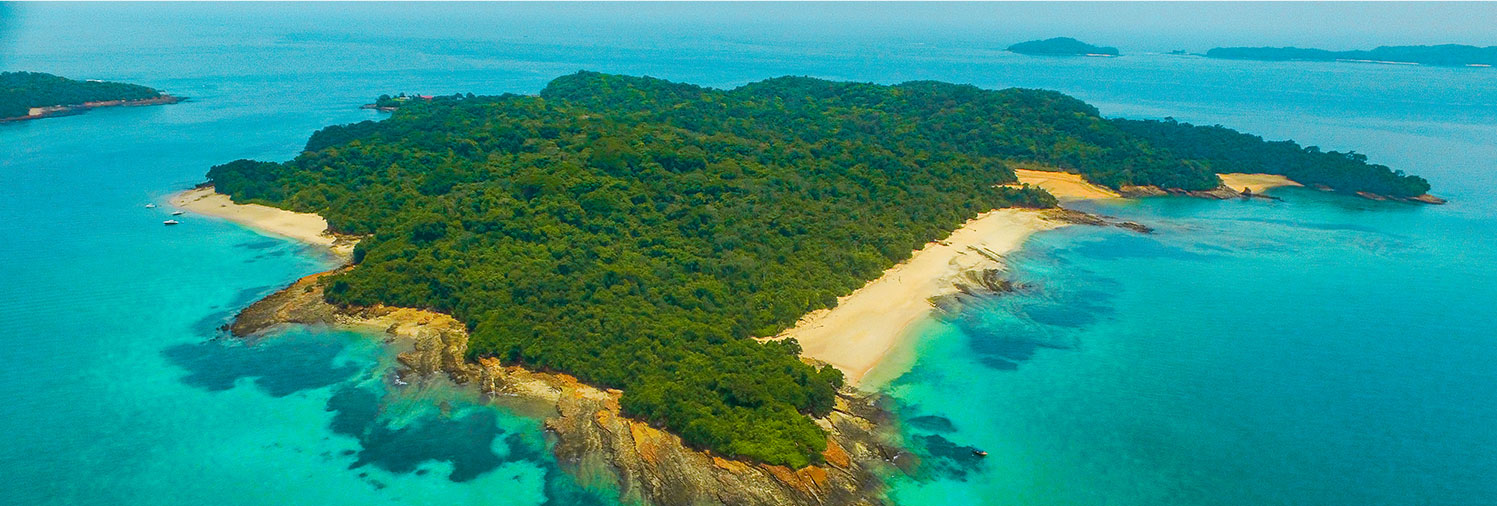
[229,272,898,506]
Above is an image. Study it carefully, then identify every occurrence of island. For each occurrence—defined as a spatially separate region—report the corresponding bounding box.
[1008,37,1120,56]
[1205,44,1497,67]
[193,72,1435,504]
[0,71,181,122]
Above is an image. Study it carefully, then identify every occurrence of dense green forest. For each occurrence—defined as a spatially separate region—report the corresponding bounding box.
[1112,118,1431,197]
[1206,45,1497,67]
[208,72,1423,466]
[1008,37,1120,56]
[0,71,166,118]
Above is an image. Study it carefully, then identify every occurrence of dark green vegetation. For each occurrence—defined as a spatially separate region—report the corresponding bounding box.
[0,71,166,118]
[207,72,1424,466]
[368,93,476,110]
[1008,37,1120,56]
[1207,45,1497,67]
[1113,118,1431,197]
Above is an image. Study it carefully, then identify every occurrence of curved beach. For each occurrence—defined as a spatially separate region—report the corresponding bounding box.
[170,186,356,257]
[774,208,1066,385]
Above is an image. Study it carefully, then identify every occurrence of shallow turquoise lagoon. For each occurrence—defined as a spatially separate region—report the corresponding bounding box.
[3,4,1495,505]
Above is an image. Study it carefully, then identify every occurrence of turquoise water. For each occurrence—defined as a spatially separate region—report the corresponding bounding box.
[3,4,1496,505]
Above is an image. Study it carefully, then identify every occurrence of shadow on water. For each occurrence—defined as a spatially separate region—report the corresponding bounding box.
[326,385,507,482]
[323,384,609,504]
[188,284,282,336]
[1068,232,1217,262]
[236,239,286,251]
[164,334,362,397]
[904,434,987,481]
[950,277,1115,371]
[166,329,610,504]
[906,415,957,433]
[885,398,984,482]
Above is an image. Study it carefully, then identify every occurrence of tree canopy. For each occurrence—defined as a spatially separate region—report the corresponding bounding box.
[207,72,1425,466]
[1112,117,1431,197]
[0,71,165,118]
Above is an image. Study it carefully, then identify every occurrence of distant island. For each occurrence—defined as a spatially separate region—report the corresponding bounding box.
[1,72,181,122]
[1206,44,1497,67]
[193,71,1436,504]
[1008,37,1120,56]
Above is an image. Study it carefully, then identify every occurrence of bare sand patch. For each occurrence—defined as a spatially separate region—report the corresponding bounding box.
[1011,168,1121,200]
[1218,173,1302,193]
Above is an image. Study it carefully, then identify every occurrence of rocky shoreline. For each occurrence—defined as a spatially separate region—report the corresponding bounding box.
[0,94,184,122]
[230,270,904,506]
[217,200,1151,505]
[1119,182,1446,205]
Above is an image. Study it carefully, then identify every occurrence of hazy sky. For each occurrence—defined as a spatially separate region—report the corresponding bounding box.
[2,2,1495,57]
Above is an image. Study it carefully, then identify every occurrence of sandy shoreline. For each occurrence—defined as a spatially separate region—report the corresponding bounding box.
[773,208,1066,386]
[1011,168,1122,200]
[1218,173,1302,193]
[169,186,356,257]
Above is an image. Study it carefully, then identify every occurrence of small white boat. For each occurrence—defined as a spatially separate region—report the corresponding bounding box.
[145,203,157,208]
[163,220,180,226]
[171,210,184,216]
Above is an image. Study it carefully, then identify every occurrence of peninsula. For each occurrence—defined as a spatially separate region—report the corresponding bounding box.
[1,71,181,122]
[1008,37,1120,56]
[193,72,1434,504]
[1206,44,1497,67]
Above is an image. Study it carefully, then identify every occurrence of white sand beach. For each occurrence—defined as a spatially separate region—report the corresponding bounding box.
[772,208,1066,386]
[170,186,356,257]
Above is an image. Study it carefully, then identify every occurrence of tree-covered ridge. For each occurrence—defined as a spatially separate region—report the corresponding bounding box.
[0,71,166,118]
[1008,37,1120,56]
[1112,118,1431,197]
[1206,45,1497,67]
[205,72,1423,466]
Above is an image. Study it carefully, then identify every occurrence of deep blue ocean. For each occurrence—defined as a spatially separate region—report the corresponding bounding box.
[3,4,1495,505]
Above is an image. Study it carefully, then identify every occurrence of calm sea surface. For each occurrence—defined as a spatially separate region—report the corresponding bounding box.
[3,4,1495,505]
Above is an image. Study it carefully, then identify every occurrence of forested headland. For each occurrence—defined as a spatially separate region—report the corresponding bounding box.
[1112,118,1431,197]
[207,72,1429,467]
[1,71,174,119]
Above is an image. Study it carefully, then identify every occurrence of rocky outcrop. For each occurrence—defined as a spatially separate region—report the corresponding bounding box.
[1240,190,1283,201]
[1120,183,1244,199]
[487,363,895,506]
[229,272,898,506]
[930,268,1022,315]
[1116,184,1169,198]
[1045,208,1153,234]
[1408,194,1448,205]
[1180,184,1243,200]
[1360,191,1448,205]
[0,95,184,122]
